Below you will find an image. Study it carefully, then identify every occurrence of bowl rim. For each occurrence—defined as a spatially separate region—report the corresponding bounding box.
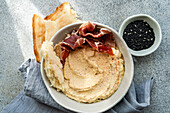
[41,21,134,113]
[119,14,162,56]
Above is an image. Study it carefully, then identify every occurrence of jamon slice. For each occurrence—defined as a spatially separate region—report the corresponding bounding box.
[78,21,96,36]
[60,22,116,65]
[60,34,85,50]
[85,39,114,55]
[60,49,70,65]
[78,22,112,38]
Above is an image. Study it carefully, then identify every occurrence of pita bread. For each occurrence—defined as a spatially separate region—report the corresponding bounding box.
[32,2,79,62]
[32,14,46,62]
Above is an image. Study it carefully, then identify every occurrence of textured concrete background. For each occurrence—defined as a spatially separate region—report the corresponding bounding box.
[0,0,169,112]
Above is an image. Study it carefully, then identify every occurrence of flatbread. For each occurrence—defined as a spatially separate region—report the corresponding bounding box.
[32,14,46,62]
[44,20,60,41]
[32,2,79,62]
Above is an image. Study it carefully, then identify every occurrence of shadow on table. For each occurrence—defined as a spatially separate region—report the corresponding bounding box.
[0,0,24,111]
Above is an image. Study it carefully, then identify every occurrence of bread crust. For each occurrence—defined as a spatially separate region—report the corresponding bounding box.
[45,2,69,20]
[32,14,45,62]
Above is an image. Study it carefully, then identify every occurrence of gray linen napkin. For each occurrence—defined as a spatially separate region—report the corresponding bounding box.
[1,59,154,113]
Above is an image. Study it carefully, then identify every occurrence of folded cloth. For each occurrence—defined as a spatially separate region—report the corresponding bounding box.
[1,59,154,113]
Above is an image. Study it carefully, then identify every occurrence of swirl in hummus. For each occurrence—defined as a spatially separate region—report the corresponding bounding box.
[41,22,124,103]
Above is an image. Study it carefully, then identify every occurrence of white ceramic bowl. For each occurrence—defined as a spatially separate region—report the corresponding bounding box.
[41,21,134,113]
[119,14,162,56]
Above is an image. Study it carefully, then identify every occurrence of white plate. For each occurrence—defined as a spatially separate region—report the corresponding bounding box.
[41,22,134,113]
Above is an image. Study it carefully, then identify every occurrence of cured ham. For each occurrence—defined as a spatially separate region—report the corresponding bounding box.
[60,49,70,65]
[78,22,112,38]
[85,39,114,55]
[60,22,116,65]
[80,28,112,38]
[100,33,115,48]
[78,21,96,36]
[60,34,85,50]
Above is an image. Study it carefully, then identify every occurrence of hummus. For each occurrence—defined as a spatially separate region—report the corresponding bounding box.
[41,41,124,103]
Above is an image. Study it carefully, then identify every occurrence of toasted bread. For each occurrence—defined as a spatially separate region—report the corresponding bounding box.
[32,2,78,62]
[32,14,46,62]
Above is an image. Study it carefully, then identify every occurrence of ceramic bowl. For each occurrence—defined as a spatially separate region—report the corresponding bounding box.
[119,14,162,56]
[41,21,134,113]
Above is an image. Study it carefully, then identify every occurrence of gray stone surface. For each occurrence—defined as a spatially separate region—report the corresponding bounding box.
[0,0,169,112]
